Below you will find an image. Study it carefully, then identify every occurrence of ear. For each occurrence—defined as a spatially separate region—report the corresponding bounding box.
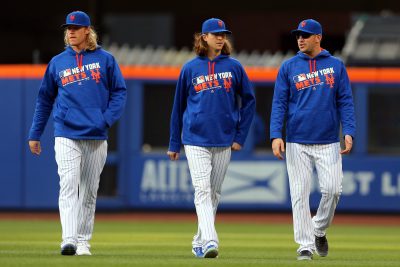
[84,27,90,34]
[316,34,322,42]
[202,34,208,42]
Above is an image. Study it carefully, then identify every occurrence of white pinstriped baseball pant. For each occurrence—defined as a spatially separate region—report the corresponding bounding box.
[55,137,107,247]
[184,145,231,250]
[286,142,342,253]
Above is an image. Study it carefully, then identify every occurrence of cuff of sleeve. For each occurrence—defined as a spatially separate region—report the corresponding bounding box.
[233,136,244,146]
[343,132,355,140]
[103,114,112,128]
[28,131,41,141]
[270,131,282,141]
[168,142,181,153]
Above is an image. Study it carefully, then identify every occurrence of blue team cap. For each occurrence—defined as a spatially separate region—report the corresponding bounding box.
[291,19,322,35]
[201,18,232,34]
[62,11,91,28]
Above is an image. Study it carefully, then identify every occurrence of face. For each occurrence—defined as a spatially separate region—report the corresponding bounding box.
[296,32,322,56]
[66,25,90,48]
[202,32,227,52]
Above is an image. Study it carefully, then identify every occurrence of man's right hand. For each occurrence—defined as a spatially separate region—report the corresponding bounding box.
[272,138,285,160]
[167,151,179,161]
[29,140,41,155]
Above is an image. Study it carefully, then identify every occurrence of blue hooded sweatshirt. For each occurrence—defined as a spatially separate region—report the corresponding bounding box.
[270,50,355,144]
[28,46,127,141]
[168,55,256,152]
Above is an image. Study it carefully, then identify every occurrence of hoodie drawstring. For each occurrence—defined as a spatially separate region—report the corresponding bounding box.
[76,54,83,70]
[208,61,216,76]
[308,59,317,73]
[313,59,316,73]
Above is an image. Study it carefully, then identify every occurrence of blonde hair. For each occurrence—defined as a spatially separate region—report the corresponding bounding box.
[64,26,98,51]
[193,33,233,56]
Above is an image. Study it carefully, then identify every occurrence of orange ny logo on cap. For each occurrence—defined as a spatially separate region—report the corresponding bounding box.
[301,21,307,27]
[70,15,75,21]
[218,20,223,27]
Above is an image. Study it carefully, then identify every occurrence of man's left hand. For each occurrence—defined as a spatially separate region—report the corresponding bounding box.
[231,142,242,151]
[340,135,353,154]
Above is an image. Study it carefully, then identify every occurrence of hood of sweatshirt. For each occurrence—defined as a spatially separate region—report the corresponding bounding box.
[296,49,332,73]
[64,46,101,70]
[196,54,230,77]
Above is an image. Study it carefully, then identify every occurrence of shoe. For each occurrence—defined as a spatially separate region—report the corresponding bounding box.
[76,242,92,256]
[203,244,218,258]
[61,243,77,256]
[315,235,328,257]
[297,250,313,261]
[192,247,204,257]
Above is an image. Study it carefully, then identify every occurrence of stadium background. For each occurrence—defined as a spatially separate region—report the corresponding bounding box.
[1,0,400,213]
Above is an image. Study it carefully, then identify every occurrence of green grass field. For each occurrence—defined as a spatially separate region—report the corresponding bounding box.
[0,219,399,267]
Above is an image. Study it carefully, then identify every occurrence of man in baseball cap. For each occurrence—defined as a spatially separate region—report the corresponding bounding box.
[271,17,355,262]
[201,18,232,34]
[29,9,127,257]
[62,11,91,28]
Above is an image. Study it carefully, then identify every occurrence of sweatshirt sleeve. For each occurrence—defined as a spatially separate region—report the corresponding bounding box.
[28,61,58,141]
[337,62,356,138]
[270,63,290,141]
[168,67,189,153]
[103,56,127,127]
[233,65,256,146]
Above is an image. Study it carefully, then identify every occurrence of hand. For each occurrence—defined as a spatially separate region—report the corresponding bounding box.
[231,142,242,151]
[29,140,41,155]
[167,151,179,161]
[340,135,353,154]
[272,138,285,160]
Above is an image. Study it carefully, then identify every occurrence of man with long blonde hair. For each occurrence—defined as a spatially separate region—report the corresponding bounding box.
[28,11,126,256]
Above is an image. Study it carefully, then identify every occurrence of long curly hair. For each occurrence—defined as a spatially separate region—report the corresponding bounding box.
[193,33,233,56]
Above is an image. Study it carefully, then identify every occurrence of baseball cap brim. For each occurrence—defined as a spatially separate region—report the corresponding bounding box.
[205,29,232,34]
[291,29,317,35]
[61,23,89,28]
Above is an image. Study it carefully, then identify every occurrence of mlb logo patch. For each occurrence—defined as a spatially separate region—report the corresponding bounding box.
[196,76,205,84]
[293,73,307,83]
[59,69,72,78]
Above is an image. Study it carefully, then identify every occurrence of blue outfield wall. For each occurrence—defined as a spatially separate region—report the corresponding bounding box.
[127,155,400,212]
[0,78,399,212]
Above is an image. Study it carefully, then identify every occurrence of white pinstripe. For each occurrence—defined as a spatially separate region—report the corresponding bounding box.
[184,145,231,250]
[286,142,342,253]
[55,137,107,247]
